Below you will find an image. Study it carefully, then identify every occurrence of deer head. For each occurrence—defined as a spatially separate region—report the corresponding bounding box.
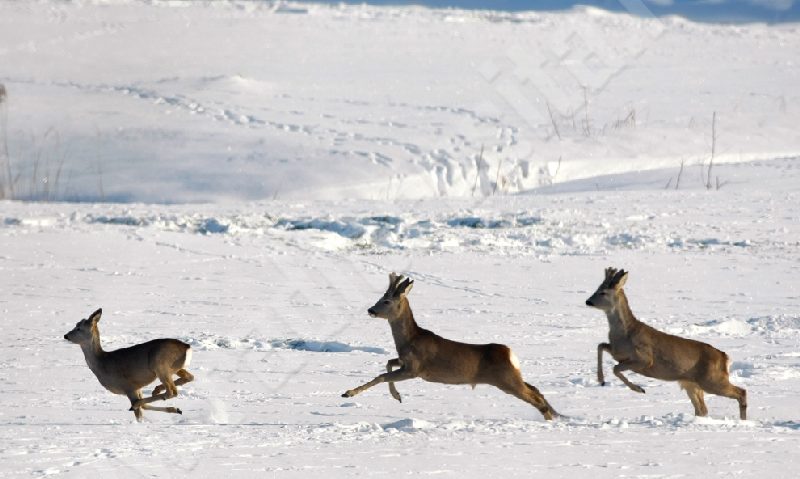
[64,308,102,345]
[585,268,628,311]
[367,272,414,320]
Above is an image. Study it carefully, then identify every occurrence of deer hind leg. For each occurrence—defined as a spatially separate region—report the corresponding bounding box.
[386,359,402,403]
[175,368,194,387]
[152,369,193,397]
[131,373,178,410]
[494,373,558,421]
[342,368,415,398]
[737,387,747,420]
[139,385,182,414]
[702,381,747,420]
[597,343,611,386]
[679,381,708,416]
[522,381,558,420]
[132,391,169,409]
[164,375,178,398]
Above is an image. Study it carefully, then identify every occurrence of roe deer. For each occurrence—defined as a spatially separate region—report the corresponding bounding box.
[586,268,747,419]
[342,273,558,420]
[64,308,194,421]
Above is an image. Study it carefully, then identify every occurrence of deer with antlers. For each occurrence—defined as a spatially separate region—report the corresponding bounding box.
[586,268,747,419]
[342,273,558,420]
[64,308,194,421]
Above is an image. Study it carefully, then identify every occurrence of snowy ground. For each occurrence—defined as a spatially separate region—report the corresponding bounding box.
[1,1,799,478]
[2,158,799,477]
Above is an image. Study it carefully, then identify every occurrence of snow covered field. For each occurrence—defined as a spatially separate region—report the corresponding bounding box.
[2,159,799,477]
[1,1,799,478]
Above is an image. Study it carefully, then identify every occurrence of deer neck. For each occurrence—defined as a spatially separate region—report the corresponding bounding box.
[388,299,420,353]
[79,331,107,371]
[606,291,639,336]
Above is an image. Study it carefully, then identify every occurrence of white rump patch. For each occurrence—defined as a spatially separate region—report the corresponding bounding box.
[183,348,193,369]
[509,351,521,370]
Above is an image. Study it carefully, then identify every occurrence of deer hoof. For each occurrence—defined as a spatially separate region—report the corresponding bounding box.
[176,408,183,415]
[599,381,606,387]
[633,385,645,394]
[341,391,352,398]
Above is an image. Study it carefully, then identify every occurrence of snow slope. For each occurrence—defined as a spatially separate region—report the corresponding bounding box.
[1,1,798,202]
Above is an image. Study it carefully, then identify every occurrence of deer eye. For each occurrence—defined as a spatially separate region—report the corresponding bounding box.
[383,300,390,305]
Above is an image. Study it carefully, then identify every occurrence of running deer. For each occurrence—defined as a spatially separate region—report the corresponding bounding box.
[586,268,747,419]
[342,273,558,420]
[63,308,194,421]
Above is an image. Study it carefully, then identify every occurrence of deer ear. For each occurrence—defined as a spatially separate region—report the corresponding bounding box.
[398,278,414,296]
[614,271,628,290]
[88,308,102,323]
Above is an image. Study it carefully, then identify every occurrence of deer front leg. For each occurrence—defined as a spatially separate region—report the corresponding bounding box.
[342,368,415,398]
[613,359,650,394]
[142,404,183,415]
[597,343,611,386]
[126,390,144,422]
[386,358,403,402]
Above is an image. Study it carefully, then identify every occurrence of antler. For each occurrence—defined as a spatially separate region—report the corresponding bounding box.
[387,272,405,294]
[602,267,618,288]
[386,272,413,296]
